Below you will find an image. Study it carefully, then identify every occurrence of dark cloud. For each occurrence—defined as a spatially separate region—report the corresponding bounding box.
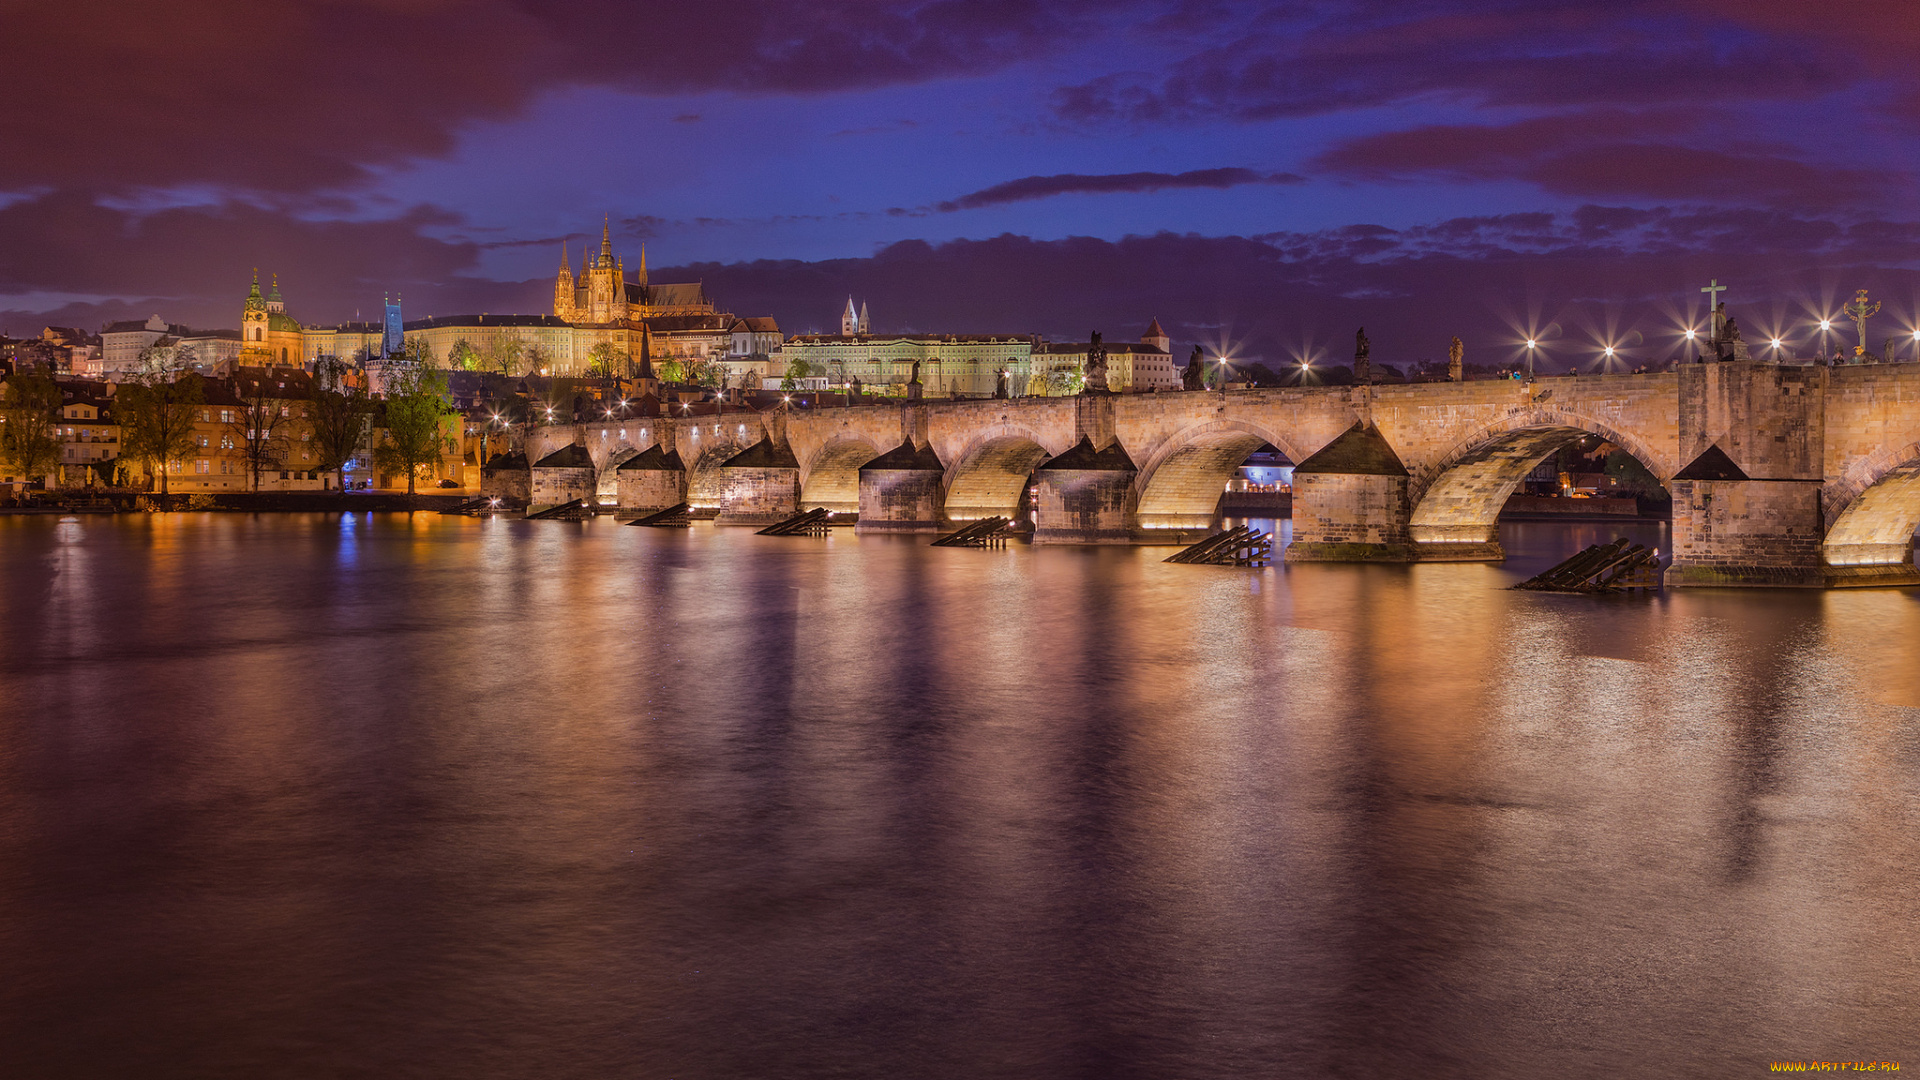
[668,216,1920,371]
[933,168,1304,212]
[1052,2,1843,126]
[1313,112,1886,206]
[2,0,1140,194]
[0,190,499,333]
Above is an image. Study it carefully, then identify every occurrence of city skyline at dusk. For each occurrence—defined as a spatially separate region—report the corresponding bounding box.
[5,0,1920,368]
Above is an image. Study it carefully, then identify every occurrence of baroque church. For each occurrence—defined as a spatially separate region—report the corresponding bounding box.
[554,221,714,324]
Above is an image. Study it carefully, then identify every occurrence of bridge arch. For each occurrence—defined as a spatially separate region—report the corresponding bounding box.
[1133,419,1306,530]
[942,424,1057,522]
[800,436,883,514]
[1408,409,1671,548]
[1824,442,1920,567]
[596,444,643,503]
[685,436,755,510]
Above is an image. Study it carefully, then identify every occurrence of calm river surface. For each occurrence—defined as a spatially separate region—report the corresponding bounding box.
[2,514,1917,1079]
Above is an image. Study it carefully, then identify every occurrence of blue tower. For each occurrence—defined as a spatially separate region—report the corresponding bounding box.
[383,293,403,358]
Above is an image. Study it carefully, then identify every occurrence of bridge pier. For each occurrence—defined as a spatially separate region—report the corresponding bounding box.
[857,441,948,533]
[715,438,802,526]
[1032,436,1138,544]
[1283,422,1418,562]
[1667,477,1827,587]
[614,445,687,514]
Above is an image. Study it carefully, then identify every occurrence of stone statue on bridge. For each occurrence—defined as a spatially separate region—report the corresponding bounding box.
[1354,328,1371,383]
[1184,345,1206,390]
[1448,336,1463,382]
[1083,331,1109,395]
[907,359,923,400]
[1717,313,1751,362]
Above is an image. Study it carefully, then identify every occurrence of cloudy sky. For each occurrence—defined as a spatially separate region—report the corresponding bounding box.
[4,0,1918,371]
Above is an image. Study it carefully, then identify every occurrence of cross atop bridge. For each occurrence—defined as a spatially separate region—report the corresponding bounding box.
[1701,279,1727,339]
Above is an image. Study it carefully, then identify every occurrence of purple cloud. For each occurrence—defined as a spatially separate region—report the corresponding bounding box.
[932,168,1305,212]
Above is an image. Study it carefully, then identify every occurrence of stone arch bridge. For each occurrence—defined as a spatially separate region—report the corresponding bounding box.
[512,362,1920,587]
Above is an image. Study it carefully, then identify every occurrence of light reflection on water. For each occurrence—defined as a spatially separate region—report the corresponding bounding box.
[0,513,1916,1079]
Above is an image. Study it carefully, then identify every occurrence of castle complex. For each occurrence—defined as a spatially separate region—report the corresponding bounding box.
[274,223,776,378]
[126,224,1176,395]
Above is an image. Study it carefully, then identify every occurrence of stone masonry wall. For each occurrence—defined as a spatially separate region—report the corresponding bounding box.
[716,466,800,525]
[530,466,595,507]
[1668,479,1826,586]
[857,469,946,532]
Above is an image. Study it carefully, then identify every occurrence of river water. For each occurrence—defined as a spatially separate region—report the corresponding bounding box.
[1,514,1916,1079]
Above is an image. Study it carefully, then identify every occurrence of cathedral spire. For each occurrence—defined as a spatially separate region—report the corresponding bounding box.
[638,244,648,286]
[600,215,613,266]
[559,239,572,277]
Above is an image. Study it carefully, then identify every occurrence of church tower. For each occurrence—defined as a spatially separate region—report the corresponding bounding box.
[554,242,576,321]
[1142,317,1169,353]
[859,301,870,334]
[241,269,270,354]
[842,296,858,335]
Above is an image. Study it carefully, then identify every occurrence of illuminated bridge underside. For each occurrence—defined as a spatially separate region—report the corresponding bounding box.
[1410,426,1602,553]
[688,443,750,508]
[801,439,882,513]
[1136,432,1270,530]
[1824,460,1920,567]
[944,437,1051,522]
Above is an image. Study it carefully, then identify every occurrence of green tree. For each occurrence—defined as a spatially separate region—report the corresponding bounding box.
[401,338,435,366]
[447,339,482,371]
[0,371,62,486]
[374,365,451,496]
[118,371,204,495]
[780,357,812,391]
[1046,367,1085,396]
[521,344,547,378]
[586,341,627,378]
[310,356,374,491]
[657,358,687,384]
[487,336,526,376]
[1603,449,1669,502]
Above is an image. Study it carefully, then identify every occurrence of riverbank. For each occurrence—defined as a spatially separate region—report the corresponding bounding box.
[0,492,477,514]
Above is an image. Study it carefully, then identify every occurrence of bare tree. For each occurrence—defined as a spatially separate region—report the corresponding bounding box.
[118,371,204,495]
[226,373,293,492]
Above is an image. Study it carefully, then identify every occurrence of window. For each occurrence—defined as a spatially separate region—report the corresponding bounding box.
[199,435,209,448]
[195,460,210,474]
[280,471,290,480]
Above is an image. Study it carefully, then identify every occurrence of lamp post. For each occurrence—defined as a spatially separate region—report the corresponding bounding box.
[1525,339,1537,380]
[1818,320,1833,363]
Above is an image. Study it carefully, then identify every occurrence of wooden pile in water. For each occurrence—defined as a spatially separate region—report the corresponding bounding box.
[525,498,595,521]
[1164,526,1274,567]
[1514,537,1662,593]
[931,517,1012,548]
[757,508,834,536]
[624,503,693,528]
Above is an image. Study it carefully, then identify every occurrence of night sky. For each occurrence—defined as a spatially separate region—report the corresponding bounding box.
[5,0,1918,372]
